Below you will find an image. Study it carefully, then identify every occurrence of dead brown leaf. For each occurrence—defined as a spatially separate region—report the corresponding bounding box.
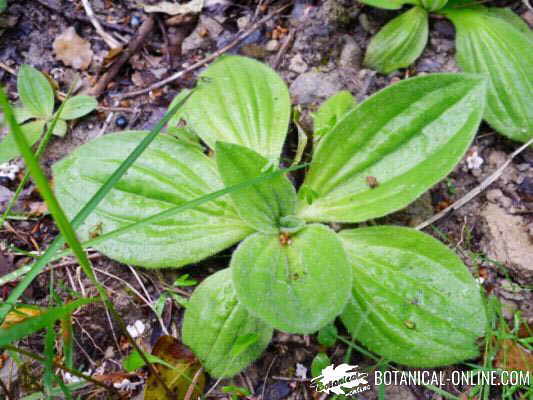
[1,306,42,329]
[53,27,93,70]
[144,336,205,400]
[494,339,533,372]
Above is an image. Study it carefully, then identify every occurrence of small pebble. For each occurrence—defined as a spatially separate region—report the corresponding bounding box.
[265,39,279,52]
[131,15,142,28]
[115,115,128,128]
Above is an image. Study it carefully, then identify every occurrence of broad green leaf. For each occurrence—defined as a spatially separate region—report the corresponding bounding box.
[313,91,356,137]
[181,55,290,160]
[311,353,330,378]
[53,131,252,268]
[216,141,296,232]
[167,89,192,129]
[297,73,486,223]
[13,107,33,123]
[52,119,67,137]
[340,226,486,367]
[182,269,272,378]
[419,0,447,11]
[0,120,46,164]
[364,7,429,74]
[17,65,55,118]
[231,224,351,334]
[0,298,96,347]
[359,0,415,10]
[230,333,259,358]
[485,8,533,41]
[60,95,97,120]
[144,335,205,400]
[446,8,533,142]
[0,0,7,13]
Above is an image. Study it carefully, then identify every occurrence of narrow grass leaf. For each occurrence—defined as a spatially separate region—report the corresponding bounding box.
[0,298,96,347]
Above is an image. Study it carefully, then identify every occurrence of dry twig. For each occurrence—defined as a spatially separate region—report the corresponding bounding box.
[80,0,121,49]
[416,138,533,230]
[121,2,292,99]
[35,0,134,34]
[91,16,156,97]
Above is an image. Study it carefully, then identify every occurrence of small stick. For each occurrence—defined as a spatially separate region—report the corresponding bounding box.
[91,15,155,97]
[35,0,134,34]
[80,0,121,49]
[121,2,291,99]
[0,377,13,400]
[183,367,204,400]
[3,345,124,398]
[272,29,295,69]
[0,62,16,76]
[416,138,533,230]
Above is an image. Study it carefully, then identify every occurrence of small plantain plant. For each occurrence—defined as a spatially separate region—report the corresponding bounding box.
[0,65,97,163]
[54,56,488,377]
[360,0,533,143]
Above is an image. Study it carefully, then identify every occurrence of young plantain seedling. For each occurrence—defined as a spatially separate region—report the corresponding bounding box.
[54,55,488,378]
[360,0,533,142]
[0,65,97,163]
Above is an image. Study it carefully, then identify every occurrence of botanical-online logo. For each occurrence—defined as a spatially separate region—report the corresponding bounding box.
[311,363,370,395]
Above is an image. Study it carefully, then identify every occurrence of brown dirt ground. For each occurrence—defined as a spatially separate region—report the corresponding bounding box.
[0,0,531,399]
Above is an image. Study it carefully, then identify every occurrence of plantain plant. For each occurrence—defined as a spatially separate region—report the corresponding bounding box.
[0,65,97,163]
[360,0,533,143]
[54,56,488,378]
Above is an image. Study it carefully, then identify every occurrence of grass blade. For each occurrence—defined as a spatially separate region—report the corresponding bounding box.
[0,298,96,347]
[0,81,74,226]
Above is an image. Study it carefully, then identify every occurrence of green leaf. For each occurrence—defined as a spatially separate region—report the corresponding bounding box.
[182,55,291,160]
[0,120,46,164]
[0,298,96,347]
[311,353,330,378]
[167,89,192,129]
[60,95,97,120]
[446,8,533,142]
[364,7,429,74]
[297,73,486,223]
[339,226,486,367]
[230,333,259,358]
[0,0,7,13]
[231,224,352,334]
[52,119,67,137]
[317,323,338,347]
[53,131,252,268]
[419,0,447,11]
[313,91,356,138]
[13,107,33,123]
[17,65,55,119]
[216,141,296,232]
[359,0,415,10]
[123,349,176,372]
[182,269,272,378]
[485,8,533,41]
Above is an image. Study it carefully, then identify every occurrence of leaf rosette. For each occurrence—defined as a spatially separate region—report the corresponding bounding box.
[54,56,488,377]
